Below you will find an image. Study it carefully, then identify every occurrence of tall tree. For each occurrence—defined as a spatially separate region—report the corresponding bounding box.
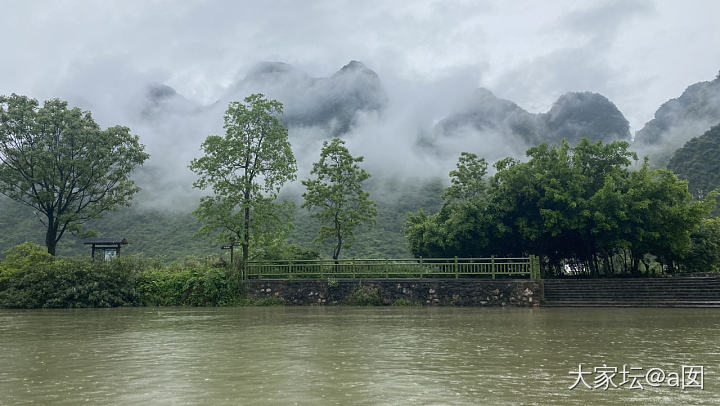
[442,152,488,201]
[406,152,491,258]
[0,94,149,255]
[189,94,297,264]
[302,138,377,260]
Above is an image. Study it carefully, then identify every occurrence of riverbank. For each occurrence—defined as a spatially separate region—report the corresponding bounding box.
[246,278,540,306]
[3,243,720,308]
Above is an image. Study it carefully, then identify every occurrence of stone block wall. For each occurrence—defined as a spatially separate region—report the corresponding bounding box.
[244,278,542,306]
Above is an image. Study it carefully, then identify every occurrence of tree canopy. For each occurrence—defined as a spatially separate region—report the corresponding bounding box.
[406,138,715,276]
[0,94,149,255]
[302,138,377,260]
[189,94,297,264]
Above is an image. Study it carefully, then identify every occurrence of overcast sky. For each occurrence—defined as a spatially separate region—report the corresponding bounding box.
[1,0,719,132]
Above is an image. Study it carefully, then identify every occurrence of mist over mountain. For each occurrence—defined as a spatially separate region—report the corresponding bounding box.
[141,84,199,119]
[633,72,720,166]
[230,60,387,136]
[432,88,630,155]
[10,59,718,213]
[125,60,389,209]
[86,60,643,211]
[3,59,720,258]
[229,61,384,133]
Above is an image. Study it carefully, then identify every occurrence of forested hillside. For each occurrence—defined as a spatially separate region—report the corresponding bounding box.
[0,179,444,260]
[667,124,720,209]
[633,72,720,166]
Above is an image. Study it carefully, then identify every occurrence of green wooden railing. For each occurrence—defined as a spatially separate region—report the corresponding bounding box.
[244,256,541,280]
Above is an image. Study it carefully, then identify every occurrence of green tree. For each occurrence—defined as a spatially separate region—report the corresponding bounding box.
[620,164,716,273]
[685,217,720,273]
[0,94,149,255]
[442,152,488,201]
[667,123,720,203]
[405,138,715,276]
[302,138,377,260]
[189,94,297,265]
[405,152,491,258]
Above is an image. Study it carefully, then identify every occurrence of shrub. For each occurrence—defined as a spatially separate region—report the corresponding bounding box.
[685,218,720,273]
[346,284,383,305]
[0,255,145,308]
[136,258,245,306]
[0,242,53,281]
[0,248,246,308]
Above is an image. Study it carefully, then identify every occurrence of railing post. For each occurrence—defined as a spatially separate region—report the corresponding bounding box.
[491,255,496,280]
[530,255,540,280]
[454,256,459,279]
[419,256,423,278]
[385,258,389,278]
[352,258,356,278]
[528,255,532,279]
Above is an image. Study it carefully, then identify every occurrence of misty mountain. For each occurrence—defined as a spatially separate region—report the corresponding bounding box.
[434,88,538,145]
[140,84,199,119]
[434,89,630,149]
[667,123,720,200]
[127,60,389,209]
[541,92,631,145]
[137,60,388,139]
[634,72,720,165]
[225,60,387,136]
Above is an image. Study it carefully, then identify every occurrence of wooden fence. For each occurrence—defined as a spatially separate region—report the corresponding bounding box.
[244,256,540,280]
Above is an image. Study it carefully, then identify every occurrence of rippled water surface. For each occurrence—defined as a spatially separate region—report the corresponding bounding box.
[1,307,719,405]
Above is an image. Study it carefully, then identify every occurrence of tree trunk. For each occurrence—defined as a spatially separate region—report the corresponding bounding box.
[631,254,640,275]
[45,217,58,256]
[603,254,612,276]
[242,207,250,263]
[243,193,250,264]
[333,234,342,263]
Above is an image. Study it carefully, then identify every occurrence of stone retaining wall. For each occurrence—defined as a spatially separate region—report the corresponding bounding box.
[244,279,542,306]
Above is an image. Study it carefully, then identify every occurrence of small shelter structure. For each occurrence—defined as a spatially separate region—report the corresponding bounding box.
[83,237,128,261]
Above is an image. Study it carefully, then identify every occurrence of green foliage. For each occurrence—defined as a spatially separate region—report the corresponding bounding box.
[193,196,295,259]
[190,94,297,263]
[0,242,53,280]
[346,284,383,306]
[0,178,445,261]
[256,243,321,261]
[406,138,714,276]
[302,138,377,260]
[292,178,444,258]
[442,152,488,201]
[0,243,247,308]
[667,123,720,207]
[0,94,149,255]
[405,151,493,258]
[137,259,245,306]
[0,256,145,308]
[685,217,720,273]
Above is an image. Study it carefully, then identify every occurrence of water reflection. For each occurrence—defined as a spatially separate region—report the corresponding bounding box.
[1,307,718,405]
